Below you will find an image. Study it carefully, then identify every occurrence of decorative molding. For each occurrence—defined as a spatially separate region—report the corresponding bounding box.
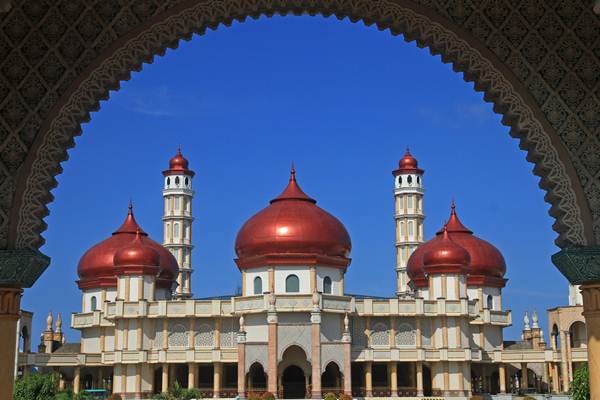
[552,246,600,285]
[0,250,50,287]
[0,286,22,318]
[0,0,596,266]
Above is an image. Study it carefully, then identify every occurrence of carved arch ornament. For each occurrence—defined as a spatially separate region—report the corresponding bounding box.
[12,0,591,252]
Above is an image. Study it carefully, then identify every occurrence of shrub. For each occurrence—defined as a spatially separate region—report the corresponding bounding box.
[261,391,275,400]
[571,363,590,400]
[108,395,123,400]
[323,393,336,400]
[54,392,73,400]
[14,372,60,400]
[182,388,202,400]
[338,394,352,400]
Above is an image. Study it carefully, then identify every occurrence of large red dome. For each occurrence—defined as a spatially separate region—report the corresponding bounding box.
[235,166,352,269]
[77,203,179,290]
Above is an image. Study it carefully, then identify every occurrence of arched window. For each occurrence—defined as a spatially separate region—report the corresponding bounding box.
[417,176,420,184]
[286,275,300,293]
[398,176,402,185]
[407,175,413,185]
[408,221,414,236]
[175,176,180,186]
[323,276,332,294]
[166,223,171,240]
[185,177,189,186]
[399,221,405,237]
[254,276,263,295]
[407,194,413,208]
[487,295,493,310]
[174,223,179,238]
[90,296,97,311]
[174,197,180,211]
[166,177,170,186]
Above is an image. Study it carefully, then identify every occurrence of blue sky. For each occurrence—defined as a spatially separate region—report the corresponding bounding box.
[23,16,568,344]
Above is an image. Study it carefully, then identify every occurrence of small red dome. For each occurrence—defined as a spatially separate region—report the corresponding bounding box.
[437,202,507,287]
[235,165,352,269]
[423,228,470,274]
[393,148,424,176]
[407,239,436,288]
[114,231,161,274]
[77,203,179,290]
[163,146,195,177]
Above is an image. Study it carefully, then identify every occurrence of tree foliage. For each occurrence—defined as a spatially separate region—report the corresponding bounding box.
[13,372,59,400]
[571,363,590,400]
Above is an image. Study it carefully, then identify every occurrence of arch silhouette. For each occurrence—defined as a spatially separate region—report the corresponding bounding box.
[8,0,593,254]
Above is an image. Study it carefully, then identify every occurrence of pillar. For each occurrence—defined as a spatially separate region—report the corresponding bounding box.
[365,362,372,397]
[520,362,528,392]
[559,330,569,392]
[214,362,222,398]
[551,363,560,394]
[0,286,22,400]
[342,340,352,395]
[499,364,506,394]
[74,366,81,394]
[311,311,322,399]
[238,331,247,398]
[389,363,398,397]
[267,313,278,395]
[581,282,600,400]
[59,373,66,391]
[416,362,424,397]
[162,363,169,393]
[543,363,549,394]
[188,363,197,389]
[565,330,573,382]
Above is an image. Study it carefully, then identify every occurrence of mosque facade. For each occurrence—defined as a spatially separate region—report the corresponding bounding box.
[16,150,587,399]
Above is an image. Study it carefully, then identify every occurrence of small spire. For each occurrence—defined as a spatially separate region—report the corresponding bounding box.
[55,313,62,333]
[177,144,182,155]
[451,197,456,212]
[406,147,411,155]
[128,198,133,214]
[524,311,531,331]
[46,311,53,332]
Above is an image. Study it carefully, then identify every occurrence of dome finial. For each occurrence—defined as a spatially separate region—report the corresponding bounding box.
[177,144,182,155]
[451,198,456,213]
[290,161,296,181]
[128,198,133,214]
[406,147,411,155]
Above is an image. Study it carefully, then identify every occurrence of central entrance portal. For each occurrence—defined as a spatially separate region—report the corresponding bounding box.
[282,365,306,399]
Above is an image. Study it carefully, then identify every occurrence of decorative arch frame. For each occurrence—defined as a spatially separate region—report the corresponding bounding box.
[7,0,594,255]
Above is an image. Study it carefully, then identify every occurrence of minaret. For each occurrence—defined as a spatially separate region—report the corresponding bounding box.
[162,147,195,299]
[392,149,425,296]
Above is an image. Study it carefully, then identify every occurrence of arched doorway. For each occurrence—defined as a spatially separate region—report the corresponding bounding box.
[282,365,306,399]
[247,362,267,392]
[321,362,342,392]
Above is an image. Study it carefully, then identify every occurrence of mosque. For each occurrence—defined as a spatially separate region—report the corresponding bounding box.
[15,149,587,399]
